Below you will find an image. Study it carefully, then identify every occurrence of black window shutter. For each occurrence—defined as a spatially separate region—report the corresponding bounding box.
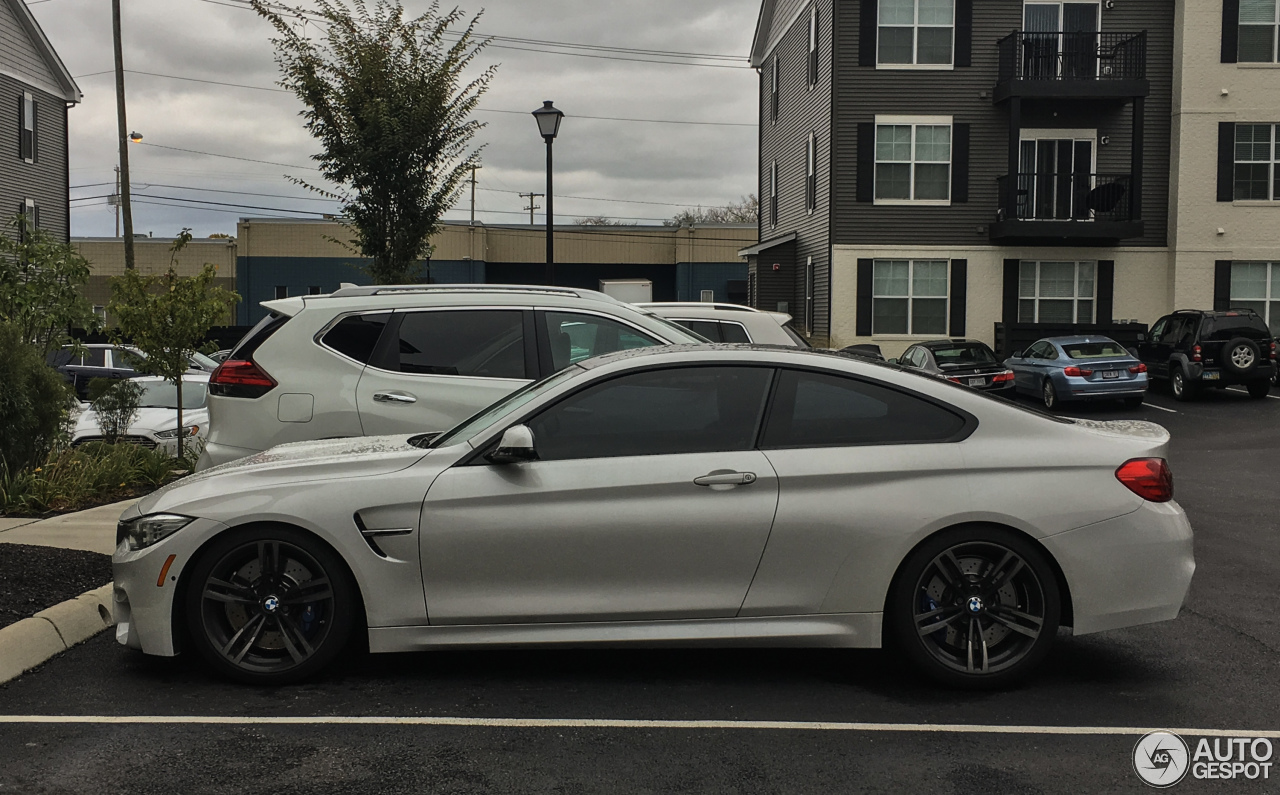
[952,123,970,202]
[1222,0,1240,64]
[1002,259,1020,323]
[1217,122,1235,202]
[1214,260,1233,310]
[857,122,875,202]
[30,100,37,162]
[955,0,973,67]
[1096,260,1115,324]
[859,0,877,67]
[949,259,967,336]
[856,259,874,336]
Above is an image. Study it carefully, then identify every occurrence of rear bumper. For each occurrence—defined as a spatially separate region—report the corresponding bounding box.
[1042,500,1193,635]
[1061,373,1148,400]
[1187,361,1275,384]
[196,440,260,471]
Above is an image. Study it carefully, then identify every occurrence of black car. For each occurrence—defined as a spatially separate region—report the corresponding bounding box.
[49,344,218,401]
[1136,309,1276,400]
[894,339,1015,395]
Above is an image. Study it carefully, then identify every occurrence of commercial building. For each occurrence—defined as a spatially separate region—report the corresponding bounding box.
[73,236,239,325]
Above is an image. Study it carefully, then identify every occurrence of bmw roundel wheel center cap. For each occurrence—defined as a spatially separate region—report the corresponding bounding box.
[261,595,280,614]
[966,595,985,614]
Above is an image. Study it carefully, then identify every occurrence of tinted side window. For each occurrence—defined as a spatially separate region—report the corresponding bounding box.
[527,367,773,461]
[1202,316,1271,341]
[719,322,752,343]
[677,320,723,342]
[544,311,660,371]
[322,313,390,364]
[763,370,966,448]
[83,348,106,367]
[397,310,526,378]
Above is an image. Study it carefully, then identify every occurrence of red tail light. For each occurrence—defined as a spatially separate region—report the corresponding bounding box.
[1116,458,1173,502]
[1192,344,1202,362]
[1128,363,1148,374]
[992,370,1015,383]
[1270,341,1276,360]
[1063,366,1094,377]
[209,359,277,399]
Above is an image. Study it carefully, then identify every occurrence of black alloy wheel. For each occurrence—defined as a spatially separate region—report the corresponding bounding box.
[187,526,356,684]
[889,527,1060,689]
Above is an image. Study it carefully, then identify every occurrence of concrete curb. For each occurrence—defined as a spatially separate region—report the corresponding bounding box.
[0,583,115,685]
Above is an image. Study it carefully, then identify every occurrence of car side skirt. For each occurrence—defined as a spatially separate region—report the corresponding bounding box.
[367,613,883,653]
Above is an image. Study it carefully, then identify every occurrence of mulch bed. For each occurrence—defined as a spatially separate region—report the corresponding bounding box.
[0,544,113,630]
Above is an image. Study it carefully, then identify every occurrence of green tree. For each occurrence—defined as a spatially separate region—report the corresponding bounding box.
[107,230,240,458]
[91,379,143,444]
[0,214,98,357]
[0,321,72,473]
[665,194,759,227]
[252,0,496,284]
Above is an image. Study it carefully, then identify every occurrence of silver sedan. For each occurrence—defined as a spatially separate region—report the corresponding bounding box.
[112,346,1194,688]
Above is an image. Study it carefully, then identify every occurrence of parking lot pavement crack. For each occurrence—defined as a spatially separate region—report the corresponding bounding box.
[1182,606,1278,655]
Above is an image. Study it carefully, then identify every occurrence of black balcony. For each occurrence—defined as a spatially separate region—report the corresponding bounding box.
[995,31,1149,101]
[992,172,1144,243]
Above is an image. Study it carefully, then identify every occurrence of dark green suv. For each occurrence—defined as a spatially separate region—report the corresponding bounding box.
[1136,309,1276,400]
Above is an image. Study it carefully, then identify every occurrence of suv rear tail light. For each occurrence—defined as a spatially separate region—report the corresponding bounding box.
[1271,341,1277,360]
[209,359,277,399]
[1116,458,1173,502]
[992,370,1015,383]
[1128,363,1148,374]
[1063,366,1094,377]
[1192,344,1202,362]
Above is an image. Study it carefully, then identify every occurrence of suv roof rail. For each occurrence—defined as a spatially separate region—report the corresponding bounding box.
[635,302,763,313]
[1174,307,1262,315]
[327,284,584,299]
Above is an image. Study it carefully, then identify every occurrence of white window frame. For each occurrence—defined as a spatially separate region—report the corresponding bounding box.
[769,159,778,227]
[1233,123,1280,201]
[1239,0,1280,63]
[807,5,819,88]
[805,132,817,213]
[770,56,779,123]
[274,285,289,300]
[874,115,952,205]
[805,256,815,332]
[1017,260,1097,324]
[877,0,956,70]
[871,258,950,336]
[21,92,35,163]
[1230,261,1280,333]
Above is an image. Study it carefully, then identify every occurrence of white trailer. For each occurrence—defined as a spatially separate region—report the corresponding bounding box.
[599,279,653,304]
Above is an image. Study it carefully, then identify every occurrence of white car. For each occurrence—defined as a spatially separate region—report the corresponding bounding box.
[637,302,807,347]
[114,346,1192,687]
[73,374,210,456]
[197,285,703,470]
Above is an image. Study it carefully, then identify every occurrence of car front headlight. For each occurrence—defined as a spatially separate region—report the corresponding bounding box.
[155,425,200,439]
[117,513,194,551]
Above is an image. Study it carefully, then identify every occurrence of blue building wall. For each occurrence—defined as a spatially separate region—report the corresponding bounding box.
[236,257,484,324]
[675,262,750,303]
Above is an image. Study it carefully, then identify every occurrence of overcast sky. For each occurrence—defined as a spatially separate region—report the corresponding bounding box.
[27,0,761,238]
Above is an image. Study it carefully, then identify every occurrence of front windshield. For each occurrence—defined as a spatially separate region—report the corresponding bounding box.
[932,344,998,368]
[190,351,218,370]
[431,366,585,448]
[136,381,208,410]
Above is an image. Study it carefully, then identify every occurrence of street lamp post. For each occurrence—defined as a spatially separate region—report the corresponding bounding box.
[531,101,564,286]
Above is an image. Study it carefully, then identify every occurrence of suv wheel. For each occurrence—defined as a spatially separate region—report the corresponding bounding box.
[1248,380,1272,399]
[1042,379,1058,410]
[1171,367,1197,402]
[1222,337,1261,377]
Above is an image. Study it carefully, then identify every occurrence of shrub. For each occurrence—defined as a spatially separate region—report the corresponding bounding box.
[0,322,72,472]
[0,442,186,516]
[91,379,143,443]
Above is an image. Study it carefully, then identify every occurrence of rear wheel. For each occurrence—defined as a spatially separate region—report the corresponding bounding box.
[1042,379,1058,410]
[1248,380,1272,399]
[1170,367,1197,401]
[186,526,356,684]
[887,526,1061,689]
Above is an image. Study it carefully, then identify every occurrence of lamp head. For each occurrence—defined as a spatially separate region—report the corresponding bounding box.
[532,101,564,140]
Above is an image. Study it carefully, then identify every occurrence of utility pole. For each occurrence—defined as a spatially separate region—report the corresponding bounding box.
[469,165,481,225]
[112,0,135,268]
[111,166,121,237]
[520,192,544,225]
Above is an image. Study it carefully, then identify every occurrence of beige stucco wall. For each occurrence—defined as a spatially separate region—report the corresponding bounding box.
[830,245,1171,358]
[75,237,237,278]
[1169,0,1280,309]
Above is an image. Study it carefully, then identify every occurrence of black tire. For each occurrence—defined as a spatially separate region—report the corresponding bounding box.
[1170,366,1197,402]
[1247,379,1272,399]
[886,526,1061,689]
[185,525,357,684]
[1221,337,1261,377]
[1122,395,1144,408]
[1042,378,1058,410]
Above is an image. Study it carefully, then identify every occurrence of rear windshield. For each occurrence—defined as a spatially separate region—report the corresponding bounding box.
[782,325,811,348]
[1201,315,1271,341]
[1063,341,1128,359]
[932,344,998,368]
[136,381,208,410]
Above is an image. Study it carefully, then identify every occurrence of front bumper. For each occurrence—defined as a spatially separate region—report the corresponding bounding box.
[1041,499,1194,635]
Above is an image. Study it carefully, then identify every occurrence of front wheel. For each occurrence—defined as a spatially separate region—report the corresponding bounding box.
[887,526,1061,689]
[1247,380,1272,399]
[1042,379,1058,410]
[186,526,357,684]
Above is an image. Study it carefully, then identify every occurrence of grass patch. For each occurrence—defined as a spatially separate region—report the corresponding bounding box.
[0,442,191,517]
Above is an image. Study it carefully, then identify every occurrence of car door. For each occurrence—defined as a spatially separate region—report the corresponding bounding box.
[740,368,970,615]
[1011,342,1042,392]
[418,365,780,624]
[1143,317,1176,377]
[354,308,537,436]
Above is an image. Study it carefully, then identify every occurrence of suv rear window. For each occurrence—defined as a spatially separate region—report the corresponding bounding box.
[1201,314,1271,341]
[230,312,290,360]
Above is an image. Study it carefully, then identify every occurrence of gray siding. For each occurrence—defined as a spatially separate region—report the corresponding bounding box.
[831,0,1173,248]
[0,0,58,94]
[0,72,68,241]
[759,0,833,339]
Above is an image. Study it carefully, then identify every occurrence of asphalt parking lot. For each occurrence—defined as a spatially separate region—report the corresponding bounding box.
[1,383,1277,794]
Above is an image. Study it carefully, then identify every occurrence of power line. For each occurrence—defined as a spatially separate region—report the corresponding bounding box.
[135,141,319,170]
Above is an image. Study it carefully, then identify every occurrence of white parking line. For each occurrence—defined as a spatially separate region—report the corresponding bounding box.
[1143,403,1178,414]
[1226,386,1280,400]
[0,715,1277,738]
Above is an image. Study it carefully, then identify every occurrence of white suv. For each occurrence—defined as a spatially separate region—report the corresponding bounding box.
[637,303,808,348]
[197,285,703,469]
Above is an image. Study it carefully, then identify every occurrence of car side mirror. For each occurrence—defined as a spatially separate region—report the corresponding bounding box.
[1135,333,1147,342]
[486,425,538,465]
[1012,350,1023,359]
[887,357,899,365]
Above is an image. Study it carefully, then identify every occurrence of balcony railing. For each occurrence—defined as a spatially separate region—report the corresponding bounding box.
[997,172,1135,223]
[996,31,1147,88]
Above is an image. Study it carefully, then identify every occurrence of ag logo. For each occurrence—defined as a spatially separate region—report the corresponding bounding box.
[1134,731,1190,788]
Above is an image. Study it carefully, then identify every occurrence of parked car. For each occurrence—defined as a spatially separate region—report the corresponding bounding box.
[49,344,218,401]
[636,302,808,347]
[72,374,210,456]
[1005,336,1149,409]
[1135,309,1276,400]
[209,349,234,364]
[839,344,885,362]
[197,284,704,470]
[115,345,1192,688]
[894,339,1015,396]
